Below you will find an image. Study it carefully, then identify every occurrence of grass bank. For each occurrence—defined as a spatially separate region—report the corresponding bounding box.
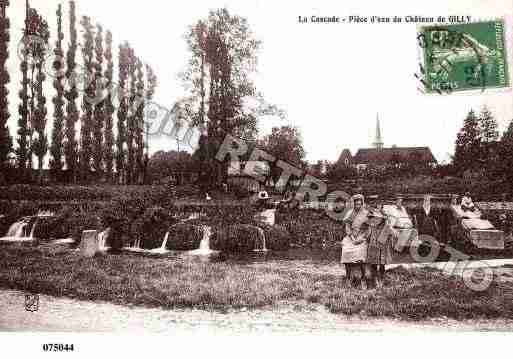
[1,245,513,320]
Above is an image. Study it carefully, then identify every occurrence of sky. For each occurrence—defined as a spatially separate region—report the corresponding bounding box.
[5,0,513,165]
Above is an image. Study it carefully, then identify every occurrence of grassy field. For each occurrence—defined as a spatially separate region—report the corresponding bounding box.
[1,244,513,321]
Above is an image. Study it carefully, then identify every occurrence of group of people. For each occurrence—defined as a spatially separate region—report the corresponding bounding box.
[341,194,393,289]
[251,189,478,290]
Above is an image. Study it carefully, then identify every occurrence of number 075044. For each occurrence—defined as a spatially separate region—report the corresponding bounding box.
[42,344,75,352]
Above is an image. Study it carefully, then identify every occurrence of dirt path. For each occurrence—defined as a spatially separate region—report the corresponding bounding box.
[1,289,513,333]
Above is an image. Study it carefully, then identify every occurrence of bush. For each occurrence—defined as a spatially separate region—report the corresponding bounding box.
[211,224,264,252]
[278,210,345,249]
[165,224,204,250]
[262,224,291,251]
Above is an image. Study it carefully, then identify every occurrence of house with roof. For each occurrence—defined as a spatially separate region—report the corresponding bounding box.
[338,114,437,173]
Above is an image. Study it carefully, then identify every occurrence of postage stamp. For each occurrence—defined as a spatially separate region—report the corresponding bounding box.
[418,20,510,93]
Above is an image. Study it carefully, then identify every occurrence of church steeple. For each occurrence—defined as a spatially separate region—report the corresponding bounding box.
[373,113,384,150]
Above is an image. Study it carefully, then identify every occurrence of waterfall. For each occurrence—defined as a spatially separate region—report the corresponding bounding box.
[254,226,267,252]
[133,238,142,249]
[160,232,170,250]
[2,218,35,242]
[97,228,111,251]
[188,225,214,256]
[199,226,211,251]
[29,218,39,239]
[6,220,28,238]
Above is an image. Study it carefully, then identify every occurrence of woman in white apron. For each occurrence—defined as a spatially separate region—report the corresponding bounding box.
[341,194,371,288]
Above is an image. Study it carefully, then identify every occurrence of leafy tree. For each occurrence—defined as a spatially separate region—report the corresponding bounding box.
[116,43,129,184]
[454,109,482,173]
[79,16,95,181]
[103,30,115,182]
[327,161,357,182]
[0,0,12,170]
[309,160,330,178]
[64,0,79,182]
[50,3,65,175]
[259,125,306,182]
[182,8,284,184]
[148,150,197,184]
[478,106,500,176]
[92,24,104,176]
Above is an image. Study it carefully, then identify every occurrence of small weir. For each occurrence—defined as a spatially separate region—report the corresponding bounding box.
[0,211,54,243]
[98,228,111,251]
[253,226,267,252]
[188,226,216,256]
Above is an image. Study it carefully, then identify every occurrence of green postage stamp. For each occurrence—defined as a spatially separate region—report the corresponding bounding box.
[418,20,510,93]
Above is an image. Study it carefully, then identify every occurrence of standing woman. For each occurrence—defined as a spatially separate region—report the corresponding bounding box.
[366,206,392,288]
[415,194,440,240]
[341,194,371,289]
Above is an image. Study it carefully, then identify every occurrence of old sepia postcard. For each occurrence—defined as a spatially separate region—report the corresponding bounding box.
[1,0,513,356]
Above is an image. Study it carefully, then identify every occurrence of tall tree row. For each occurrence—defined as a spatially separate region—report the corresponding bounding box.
[0,0,12,171]
[50,4,65,174]
[7,0,159,185]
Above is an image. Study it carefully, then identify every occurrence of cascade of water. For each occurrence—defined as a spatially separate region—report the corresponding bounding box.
[6,220,25,237]
[160,231,170,250]
[188,225,214,255]
[97,228,111,251]
[254,226,267,252]
[5,218,32,239]
[28,218,40,239]
[199,226,211,251]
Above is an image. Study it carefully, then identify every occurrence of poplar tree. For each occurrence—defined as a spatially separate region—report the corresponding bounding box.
[126,46,137,184]
[143,63,157,183]
[134,57,145,183]
[0,0,12,171]
[92,24,104,177]
[116,43,129,184]
[50,3,65,175]
[19,4,49,180]
[64,0,79,182]
[79,16,94,181]
[17,1,31,174]
[32,19,50,182]
[103,30,115,182]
